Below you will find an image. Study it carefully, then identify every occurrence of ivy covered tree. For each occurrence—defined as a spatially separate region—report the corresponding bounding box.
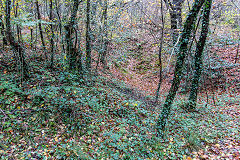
[86,0,91,71]
[186,0,213,111]
[5,0,29,79]
[156,0,206,138]
[65,0,82,71]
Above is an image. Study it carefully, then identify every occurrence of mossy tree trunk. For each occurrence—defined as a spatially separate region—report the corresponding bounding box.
[49,0,55,68]
[5,0,29,79]
[170,0,184,45]
[100,0,108,68]
[36,0,47,60]
[86,0,92,71]
[14,2,22,43]
[156,0,205,138]
[163,0,184,45]
[0,0,6,47]
[0,15,7,46]
[187,0,212,111]
[65,0,82,71]
[155,0,165,102]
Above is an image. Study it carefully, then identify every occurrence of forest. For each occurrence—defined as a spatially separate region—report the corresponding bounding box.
[0,0,239,159]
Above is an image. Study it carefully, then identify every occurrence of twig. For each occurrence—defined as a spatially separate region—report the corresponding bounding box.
[231,0,240,11]
[206,46,218,105]
[165,33,181,73]
[8,108,51,115]
[0,108,8,118]
[235,34,239,64]
[136,2,162,30]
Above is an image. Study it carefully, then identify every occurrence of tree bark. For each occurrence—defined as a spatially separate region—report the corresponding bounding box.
[65,0,82,71]
[5,0,29,79]
[36,0,47,59]
[170,0,184,45]
[155,0,165,102]
[163,0,184,45]
[0,15,7,46]
[54,0,64,54]
[30,28,33,48]
[14,2,22,43]
[0,0,7,46]
[49,0,54,68]
[156,0,205,138]
[86,0,92,71]
[187,0,212,111]
[100,0,108,68]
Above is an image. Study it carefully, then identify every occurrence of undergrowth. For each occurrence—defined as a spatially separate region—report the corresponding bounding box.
[0,58,239,159]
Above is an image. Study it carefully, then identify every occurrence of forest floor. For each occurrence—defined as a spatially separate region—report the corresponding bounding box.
[104,32,240,159]
[0,31,240,159]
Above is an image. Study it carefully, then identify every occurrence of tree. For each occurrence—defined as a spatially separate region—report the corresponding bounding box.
[186,0,213,111]
[155,0,165,102]
[0,0,7,47]
[14,1,22,43]
[156,0,205,138]
[49,0,54,68]
[164,0,185,45]
[170,0,184,44]
[86,0,92,71]
[0,14,7,47]
[100,0,109,68]
[5,0,29,79]
[36,0,47,60]
[65,0,82,71]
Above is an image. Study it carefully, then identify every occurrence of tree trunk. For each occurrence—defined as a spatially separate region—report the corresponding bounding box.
[156,0,205,138]
[170,0,184,45]
[0,15,7,46]
[49,0,55,68]
[187,0,212,111]
[54,0,64,54]
[36,0,47,59]
[86,0,91,71]
[100,0,108,68]
[65,0,82,71]
[155,0,165,102]
[0,0,7,46]
[5,0,29,79]
[30,28,33,48]
[15,2,22,43]
[184,14,202,94]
